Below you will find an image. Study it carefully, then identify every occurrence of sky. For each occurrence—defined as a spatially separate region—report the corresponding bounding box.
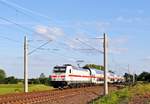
[0,0,150,78]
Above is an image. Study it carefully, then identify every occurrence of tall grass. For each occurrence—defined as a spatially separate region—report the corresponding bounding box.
[93,88,129,104]
[92,83,150,104]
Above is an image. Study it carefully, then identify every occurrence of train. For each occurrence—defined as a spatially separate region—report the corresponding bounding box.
[50,64,124,88]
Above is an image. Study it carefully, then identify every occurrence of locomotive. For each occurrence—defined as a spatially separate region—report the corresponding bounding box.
[50,64,124,88]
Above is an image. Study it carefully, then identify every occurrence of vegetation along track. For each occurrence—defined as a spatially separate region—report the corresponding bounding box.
[0,85,118,104]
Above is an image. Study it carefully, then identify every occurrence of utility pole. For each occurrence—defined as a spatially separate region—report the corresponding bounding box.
[128,64,130,75]
[24,36,28,92]
[103,33,108,95]
[128,64,131,84]
[23,38,50,93]
[133,73,135,84]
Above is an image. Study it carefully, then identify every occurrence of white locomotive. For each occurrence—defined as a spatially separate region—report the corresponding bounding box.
[50,64,124,88]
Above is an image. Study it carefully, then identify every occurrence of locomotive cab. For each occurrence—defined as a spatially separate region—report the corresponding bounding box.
[50,66,67,88]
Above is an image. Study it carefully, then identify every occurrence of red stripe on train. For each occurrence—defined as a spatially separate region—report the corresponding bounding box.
[68,75,103,78]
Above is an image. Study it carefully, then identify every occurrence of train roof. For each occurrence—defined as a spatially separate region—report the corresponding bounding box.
[90,68,104,74]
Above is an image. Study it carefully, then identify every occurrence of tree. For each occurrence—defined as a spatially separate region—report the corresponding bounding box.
[137,72,150,82]
[124,73,133,83]
[29,78,40,84]
[39,78,48,85]
[0,69,6,79]
[39,73,45,78]
[4,76,18,84]
[84,64,104,70]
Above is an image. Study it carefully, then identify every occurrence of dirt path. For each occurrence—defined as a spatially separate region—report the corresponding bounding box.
[129,93,150,104]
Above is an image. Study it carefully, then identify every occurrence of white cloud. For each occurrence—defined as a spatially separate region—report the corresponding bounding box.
[109,36,129,54]
[110,48,128,54]
[74,21,110,33]
[142,56,150,62]
[116,16,141,23]
[110,36,129,45]
[116,16,133,23]
[137,9,144,14]
[65,34,85,49]
[116,16,124,21]
[64,33,103,54]
[35,25,64,41]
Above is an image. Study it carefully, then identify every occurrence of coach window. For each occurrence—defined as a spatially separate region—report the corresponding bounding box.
[69,69,71,73]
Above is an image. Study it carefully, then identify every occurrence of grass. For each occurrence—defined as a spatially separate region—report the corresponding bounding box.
[93,88,130,104]
[0,84,54,95]
[92,83,150,104]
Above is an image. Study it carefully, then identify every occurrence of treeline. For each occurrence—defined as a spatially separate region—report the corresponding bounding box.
[0,67,150,85]
[0,69,18,84]
[28,77,51,85]
[28,73,52,85]
[137,72,150,82]
[124,71,150,83]
[0,76,18,84]
[84,64,104,70]
[84,64,114,73]
[0,69,51,85]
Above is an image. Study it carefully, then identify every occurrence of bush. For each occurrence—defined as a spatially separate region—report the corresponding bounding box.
[4,76,18,84]
[137,72,150,82]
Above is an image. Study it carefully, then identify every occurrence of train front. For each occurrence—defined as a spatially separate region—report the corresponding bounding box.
[50,66,67,88]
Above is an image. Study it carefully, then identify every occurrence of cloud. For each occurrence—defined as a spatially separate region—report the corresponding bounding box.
[75,21,110,33]
[116,16,141,23]
[65,33,88,49]
[142,56,150,62]
[110,36,129,45]
[35,25,64,41]
[116,16,132,23]
[110,48,128,54]
[64,33,103,54]
[137,9,144,14]
[109,36,129,54]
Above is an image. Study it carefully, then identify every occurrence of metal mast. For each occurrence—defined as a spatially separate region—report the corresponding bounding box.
[103,33,108,95]
[24,36,28,92]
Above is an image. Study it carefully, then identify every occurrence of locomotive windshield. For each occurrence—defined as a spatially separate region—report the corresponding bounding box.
[53,66,66,73]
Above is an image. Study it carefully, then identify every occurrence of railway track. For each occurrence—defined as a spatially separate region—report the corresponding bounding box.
[0,85,118,104]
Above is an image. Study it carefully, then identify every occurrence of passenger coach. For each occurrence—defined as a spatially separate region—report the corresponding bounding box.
[50,64,124,88]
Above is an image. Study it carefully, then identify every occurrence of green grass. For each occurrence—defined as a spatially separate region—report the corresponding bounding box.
[93,88,130,104]
[92,83,150,104]
[0,84,54,95]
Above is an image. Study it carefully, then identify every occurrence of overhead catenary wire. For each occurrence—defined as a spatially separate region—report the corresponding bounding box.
[76,38,103,53]
[0,0,104,56]
[0,34,22,44]
[0,34,82,64]
[0,3,102,65]
[28,40,51,55]
[0,0,104,54]
[0,16,34,34]
[0,0,52,25]
[0,32,82,61]
[0,34,52,51]
[0,0,38,21]
[0,0,51,20]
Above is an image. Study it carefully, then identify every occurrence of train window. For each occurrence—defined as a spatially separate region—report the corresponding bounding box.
[69,69,71,73]
[111,79,114,81]
[53,67,66,73]
[97,78,104,81]
[53,70,66,73]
